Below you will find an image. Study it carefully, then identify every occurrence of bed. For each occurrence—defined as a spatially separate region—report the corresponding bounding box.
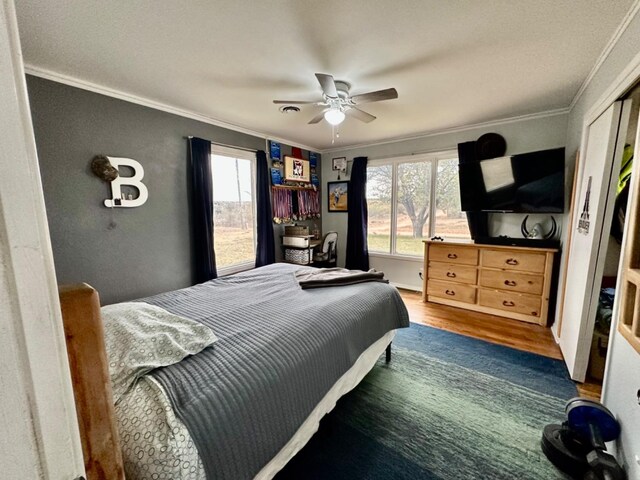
[60,263,410,479]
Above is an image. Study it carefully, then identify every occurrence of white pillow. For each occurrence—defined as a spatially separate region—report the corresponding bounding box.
[101,302,217,403]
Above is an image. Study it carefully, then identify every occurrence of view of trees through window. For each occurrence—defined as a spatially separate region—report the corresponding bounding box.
[367,165,393,253]
[211,153,256,269]
[367,155,469,256]
[396,161,432,255]
[435,157,470,239]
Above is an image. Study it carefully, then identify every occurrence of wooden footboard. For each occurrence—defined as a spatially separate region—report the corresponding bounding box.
[59,284,125,480]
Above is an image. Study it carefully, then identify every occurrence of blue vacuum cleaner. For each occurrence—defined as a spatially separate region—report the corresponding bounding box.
[541,398,626,479]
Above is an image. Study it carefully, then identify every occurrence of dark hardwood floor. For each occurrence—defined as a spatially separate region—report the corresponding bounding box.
[398,289,603,401]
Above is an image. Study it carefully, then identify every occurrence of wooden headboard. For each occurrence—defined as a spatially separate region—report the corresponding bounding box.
[59,284,125,480]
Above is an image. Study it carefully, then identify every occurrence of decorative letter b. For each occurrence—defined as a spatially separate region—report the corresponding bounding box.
[103,157,149,208]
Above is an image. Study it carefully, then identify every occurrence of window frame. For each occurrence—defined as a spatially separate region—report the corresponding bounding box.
[210,145,258,276]
[367,149,464,259]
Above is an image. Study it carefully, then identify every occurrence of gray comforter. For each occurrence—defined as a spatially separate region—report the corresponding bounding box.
[144,263,409,479]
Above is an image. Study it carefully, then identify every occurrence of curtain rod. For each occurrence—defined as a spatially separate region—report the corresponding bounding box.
[186,136,257,153]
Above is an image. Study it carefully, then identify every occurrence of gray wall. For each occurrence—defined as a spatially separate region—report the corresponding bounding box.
[562,12,640,478]
[28,76,266,305]
[321,113,568,289]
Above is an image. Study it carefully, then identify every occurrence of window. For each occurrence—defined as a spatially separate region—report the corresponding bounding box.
[211,145,256,273]
[434,157,469,240]
[366,164,393,253]
[367,151,469,257]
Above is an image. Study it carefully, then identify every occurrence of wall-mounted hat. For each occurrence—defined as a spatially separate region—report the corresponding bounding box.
[476,133,506,160]
[91,155,119,182]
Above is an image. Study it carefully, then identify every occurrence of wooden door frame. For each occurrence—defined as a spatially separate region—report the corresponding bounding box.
[0,0,84,477]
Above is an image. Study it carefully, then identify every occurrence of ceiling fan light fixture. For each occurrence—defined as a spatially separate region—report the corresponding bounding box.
[274,73,396,127]
[324,108,345,125]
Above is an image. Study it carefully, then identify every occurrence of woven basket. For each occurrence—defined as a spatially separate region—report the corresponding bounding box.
[284,225,309,236]
[284,248,311,264]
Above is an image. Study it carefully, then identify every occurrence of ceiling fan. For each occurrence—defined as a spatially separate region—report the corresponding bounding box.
[273,73,398,125]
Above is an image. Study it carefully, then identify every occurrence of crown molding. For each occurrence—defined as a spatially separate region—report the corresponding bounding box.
[24,65,571,157]
[319,108,570,154]
[24,64,319,153]
[569,0,640,111]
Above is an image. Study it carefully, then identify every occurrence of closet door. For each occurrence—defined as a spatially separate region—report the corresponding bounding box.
[559,100,631,381]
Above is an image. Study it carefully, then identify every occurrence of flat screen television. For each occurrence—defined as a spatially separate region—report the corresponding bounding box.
[459,147,565,213]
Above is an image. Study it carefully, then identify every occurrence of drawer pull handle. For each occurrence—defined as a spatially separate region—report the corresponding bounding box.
[505,258,519,265]
[445,289,455,296]
[447,253,458,259]
[504,280,516,286]
[502,300,515,307]
[446,272,457,278]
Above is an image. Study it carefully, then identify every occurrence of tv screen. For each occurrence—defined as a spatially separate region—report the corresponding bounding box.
[459,147,565,213]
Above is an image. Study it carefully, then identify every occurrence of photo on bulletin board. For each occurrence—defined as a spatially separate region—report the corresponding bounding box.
[328,181,348,212]
[284,155,310,183]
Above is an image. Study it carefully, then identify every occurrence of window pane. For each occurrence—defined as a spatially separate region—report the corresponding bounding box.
[434,158,470,239]
[211,154,255,268]
[366,164,392,253]
[395,161,431,255]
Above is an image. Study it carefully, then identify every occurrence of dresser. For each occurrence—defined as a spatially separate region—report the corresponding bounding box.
[422,240,557,326]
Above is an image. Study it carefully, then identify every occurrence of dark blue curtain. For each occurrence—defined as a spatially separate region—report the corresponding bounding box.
[457,141,488,239]
[345,156,369,270]
[255,150,275,267]
[189,137,217,282]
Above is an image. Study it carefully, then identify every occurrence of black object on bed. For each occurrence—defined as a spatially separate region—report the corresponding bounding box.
[143,263,409,479]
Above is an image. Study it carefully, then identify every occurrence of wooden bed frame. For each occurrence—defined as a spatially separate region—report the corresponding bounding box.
[59,284,125,480]
[58,283,393,479]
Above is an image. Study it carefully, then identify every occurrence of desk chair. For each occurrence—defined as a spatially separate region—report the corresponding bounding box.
[313,232,338,267]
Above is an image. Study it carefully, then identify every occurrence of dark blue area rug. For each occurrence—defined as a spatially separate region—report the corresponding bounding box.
[275,322,576,480]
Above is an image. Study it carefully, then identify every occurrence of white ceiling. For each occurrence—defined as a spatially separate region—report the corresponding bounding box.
[16,0,634,150]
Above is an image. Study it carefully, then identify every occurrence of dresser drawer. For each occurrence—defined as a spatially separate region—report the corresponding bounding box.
[481,249,546,273]
[479,269,544,295]
[427,280,476,304]
[428,262,477,285]
[478,289,542,318]
[429,244,478,266]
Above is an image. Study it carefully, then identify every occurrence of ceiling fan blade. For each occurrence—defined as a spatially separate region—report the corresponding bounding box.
[315,73,338,98]
[346,106,376,123]
[308,109,329,124]
[350,88,398,104]
[273,100,318,104]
